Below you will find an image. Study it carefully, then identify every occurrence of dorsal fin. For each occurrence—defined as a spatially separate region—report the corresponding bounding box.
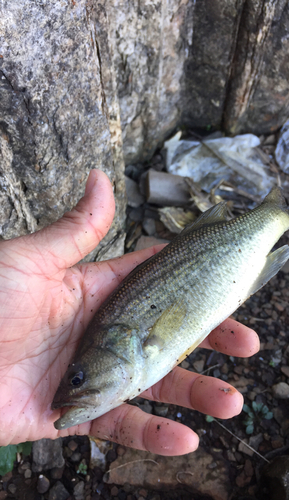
[180,201,228,235]
[262,187,287,209]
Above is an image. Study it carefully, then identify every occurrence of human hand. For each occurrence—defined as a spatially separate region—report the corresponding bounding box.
[0,170,259,456]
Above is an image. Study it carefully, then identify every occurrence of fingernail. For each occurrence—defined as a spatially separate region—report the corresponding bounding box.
[85,170,98,195]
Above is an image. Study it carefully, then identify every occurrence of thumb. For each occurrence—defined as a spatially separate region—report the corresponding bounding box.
[31,169,115,269]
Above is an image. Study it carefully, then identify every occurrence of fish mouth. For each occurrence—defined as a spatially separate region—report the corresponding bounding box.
[51,388,101,411]
[51,399,80,410]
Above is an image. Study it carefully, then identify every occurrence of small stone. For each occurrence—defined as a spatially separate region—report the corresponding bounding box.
[271,436,284,449]
[227,450,236,462]
[18,462,30,473]
[111,486,119,496]
[244,459,254,477]
[74,481,85,500]
[8,484,17,495]
[68,440,78,451]
[63,446,72,458]
[129,207,144,222]
[263,134,276,145]
[193,359,205,373]
[281,260,289,273]
[142,218,156,236]
[48,481,70,500]
[116,446,126,457]
[154,405,169,417]
[24,469,32,479]
[219,436,229,449]
[273,407,285,424]
[247,391,257,401]
[138,401,153,414]
[281,365,289,378]
[238,440,254,457]
[180,360,190,369]
[272,382,289,399]
[71,452,82,462]
[50,466,65,479]
[281,419,289,436]
[221,363,228,374]
[32,438,65,472]
[236,470,251,488]
[125,176,145,208]
[37,475,50,494]
[234,365,243,375]
[249,433,263,450]
[139,489,148,498]
[1,472,12,482]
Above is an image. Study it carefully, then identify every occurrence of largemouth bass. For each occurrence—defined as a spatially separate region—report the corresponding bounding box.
[52,187,289,430]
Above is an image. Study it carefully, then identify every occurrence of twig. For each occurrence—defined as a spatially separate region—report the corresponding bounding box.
[209,418,270,463]
[201,363,220,375]
[106,458,159,474]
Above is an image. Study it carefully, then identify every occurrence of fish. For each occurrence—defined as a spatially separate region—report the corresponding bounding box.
[52,187,289,430]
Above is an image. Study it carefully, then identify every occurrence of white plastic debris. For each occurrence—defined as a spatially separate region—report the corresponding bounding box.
[164,132,275,197]
[275,119,289,173]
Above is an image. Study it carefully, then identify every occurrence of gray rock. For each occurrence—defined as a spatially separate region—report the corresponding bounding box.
[71,452,82,463]
[37,475,50,494]
[249,433,263,451]
[142,218,156,236]
[238,440,254,457]
[50,466,65,480]
[73,481,85,500]
[32,438,64,472]
[8,484,16,495]
[137,401,153,415]
[0,0,125,261]
[48,481,70,500]
[125,176,145,208]
[224,1,289,136]
[154,405,169,417]
[24,469,32,479]
[272,382,289,399]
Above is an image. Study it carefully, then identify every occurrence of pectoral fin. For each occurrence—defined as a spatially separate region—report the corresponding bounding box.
[248,245,289,296]
[143,298,187,356]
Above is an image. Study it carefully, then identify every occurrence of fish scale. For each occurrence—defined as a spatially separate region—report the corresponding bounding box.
[52,187,289,430]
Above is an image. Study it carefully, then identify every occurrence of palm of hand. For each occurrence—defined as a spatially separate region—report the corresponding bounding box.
[0,233,131,444]
[0,171,259,455]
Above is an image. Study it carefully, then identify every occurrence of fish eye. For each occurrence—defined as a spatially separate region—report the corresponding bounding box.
[70,371,84,386]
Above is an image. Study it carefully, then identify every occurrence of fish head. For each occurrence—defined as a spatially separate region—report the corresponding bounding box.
[51,347,130,430]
